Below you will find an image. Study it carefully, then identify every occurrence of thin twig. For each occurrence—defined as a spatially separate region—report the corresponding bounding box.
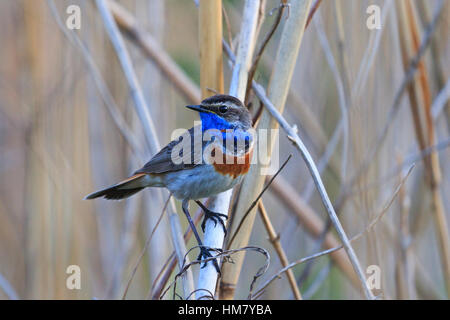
[305,0,322,28]
[397,0,450,294]
[227,155,292,249]
[96,0,159,153]
[302,261,331,299]
[161,245,270,300]
[351,0,393,100]
[122,194,171,299]
[222,5,234,53]
[313,12,349,181]
[168,212,195,299]
[395,155,415,299]
[47,0,144,159]
[258,200,302,299]
[252,165,414,299]
[244,2,287,105]
[432,76,450,119]
[268,175,360,288]
[309,2,446,265]
[186,289,215,300]
[0,273,19,300]
[197,0,262,299]
[149,206,204,300]
[347,0,445,189]
[344,137,450,198]
[220,0,313,300]
[251,81,375,299]
[108,0,201,104]
[95,0,194,297]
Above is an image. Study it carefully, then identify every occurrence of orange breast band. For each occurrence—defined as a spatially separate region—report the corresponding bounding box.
[212,147,253,179]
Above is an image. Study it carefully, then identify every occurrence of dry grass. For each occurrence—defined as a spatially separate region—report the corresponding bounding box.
[0,0,449,300]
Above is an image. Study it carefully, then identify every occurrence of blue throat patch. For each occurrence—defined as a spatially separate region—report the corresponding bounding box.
[200,112,233,131]
[200,112,252,149]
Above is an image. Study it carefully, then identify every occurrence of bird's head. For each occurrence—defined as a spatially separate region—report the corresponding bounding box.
[186,94,251,131]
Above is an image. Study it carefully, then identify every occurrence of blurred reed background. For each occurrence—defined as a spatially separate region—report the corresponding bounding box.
[0,0,449,300]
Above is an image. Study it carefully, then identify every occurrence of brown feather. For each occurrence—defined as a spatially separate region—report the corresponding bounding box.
[212,147,253,179]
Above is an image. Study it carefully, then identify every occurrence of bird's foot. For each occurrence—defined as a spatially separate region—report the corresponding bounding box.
[201,209,228,236]
[197,247,223,274]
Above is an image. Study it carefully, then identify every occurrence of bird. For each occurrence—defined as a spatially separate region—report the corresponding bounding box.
[85,94,254,273]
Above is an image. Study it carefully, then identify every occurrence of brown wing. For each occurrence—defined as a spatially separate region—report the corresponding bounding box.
[135,126,206,174]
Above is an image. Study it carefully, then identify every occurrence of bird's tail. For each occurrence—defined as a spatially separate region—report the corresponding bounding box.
[84,173,148,200]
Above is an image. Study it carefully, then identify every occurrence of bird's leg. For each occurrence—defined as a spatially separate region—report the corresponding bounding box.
[195,200,228,236]
[181,199,221,274]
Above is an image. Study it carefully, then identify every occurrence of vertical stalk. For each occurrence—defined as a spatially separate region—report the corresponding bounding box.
[197,0,261,299]
[196,0,224,299]
[258,201,302,299]
[396,0,450,295]
[199,0,224,98]
[270,177,361,289]
[220,0,313,300]
[96,0,195,298]
[395,156,416,299]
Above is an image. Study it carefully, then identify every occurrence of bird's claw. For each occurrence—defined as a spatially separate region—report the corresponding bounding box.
[197,247,223,274]
[201,210,228,236]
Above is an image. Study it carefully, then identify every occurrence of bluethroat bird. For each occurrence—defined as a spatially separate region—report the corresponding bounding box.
[85,94,253,272]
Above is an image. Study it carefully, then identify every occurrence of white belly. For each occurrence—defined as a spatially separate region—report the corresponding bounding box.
[162,165,243,200]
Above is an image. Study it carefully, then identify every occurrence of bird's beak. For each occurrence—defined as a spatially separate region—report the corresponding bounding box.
[186,105,209,113]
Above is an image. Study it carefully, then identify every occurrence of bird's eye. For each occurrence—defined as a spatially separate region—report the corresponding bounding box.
[219,105,228,114]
